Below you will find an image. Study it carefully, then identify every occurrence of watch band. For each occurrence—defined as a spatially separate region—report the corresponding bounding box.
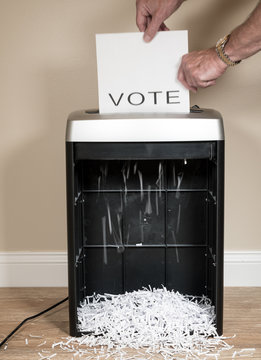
[215,34,241,66]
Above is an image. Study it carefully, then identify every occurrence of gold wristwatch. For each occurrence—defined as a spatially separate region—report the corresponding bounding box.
[215,34,241,66]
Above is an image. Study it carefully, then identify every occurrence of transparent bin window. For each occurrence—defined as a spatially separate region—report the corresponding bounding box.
[167,159,207,190]
[123,191,165,246]
[83,248,123,296]
[166,247,207,296]
[82,160,123,191]
[83,192,123,246]
[166,192,207,245]
[125,248,165,292]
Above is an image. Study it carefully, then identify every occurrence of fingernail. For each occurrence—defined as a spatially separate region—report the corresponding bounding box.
[143,34,151,42]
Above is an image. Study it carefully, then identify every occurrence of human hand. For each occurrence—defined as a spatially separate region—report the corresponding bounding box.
[178,48,228,92]
[136,0,184,42]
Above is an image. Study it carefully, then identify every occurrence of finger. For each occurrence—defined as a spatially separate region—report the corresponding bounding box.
[159,22,169,31]
[183,71,198,90]
[143,13,163,42]
[136,11,148,32]
[178,65,197,93]
[180,61,199,90]
[199,80,217,88]
[179,54,200,91]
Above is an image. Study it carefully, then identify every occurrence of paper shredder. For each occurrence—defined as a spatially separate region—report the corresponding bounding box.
[66,107,224,337]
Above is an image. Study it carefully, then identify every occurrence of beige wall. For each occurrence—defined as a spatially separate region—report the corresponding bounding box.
[0,0,260,252]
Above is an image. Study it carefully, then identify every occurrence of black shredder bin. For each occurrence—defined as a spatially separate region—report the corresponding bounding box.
[66,107,224,337]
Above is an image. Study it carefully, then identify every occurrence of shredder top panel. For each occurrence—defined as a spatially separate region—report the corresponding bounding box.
[66,108,224,142]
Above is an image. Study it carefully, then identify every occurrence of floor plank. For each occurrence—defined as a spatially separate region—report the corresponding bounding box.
[0,287,260,359]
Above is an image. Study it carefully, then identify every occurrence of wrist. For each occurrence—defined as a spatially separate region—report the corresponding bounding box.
[211,47,228,71]
[216,34,241,66]
[223,41,242,63]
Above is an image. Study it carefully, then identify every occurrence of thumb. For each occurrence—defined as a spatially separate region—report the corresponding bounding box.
[143,14,162,42]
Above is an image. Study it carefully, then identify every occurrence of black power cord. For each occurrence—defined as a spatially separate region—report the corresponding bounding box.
[0,296,68,349]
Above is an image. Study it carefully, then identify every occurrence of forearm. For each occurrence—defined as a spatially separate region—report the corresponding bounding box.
[225,1,261,61]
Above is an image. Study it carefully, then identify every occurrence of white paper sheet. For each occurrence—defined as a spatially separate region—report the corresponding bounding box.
[96,31,189,114]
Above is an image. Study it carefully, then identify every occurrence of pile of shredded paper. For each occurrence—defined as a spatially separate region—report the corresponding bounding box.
[70,287,232,359]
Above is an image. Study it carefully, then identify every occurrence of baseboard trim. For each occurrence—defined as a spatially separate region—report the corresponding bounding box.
[224,251,261,286]
[0,251,260,287]
[0,252,68,287]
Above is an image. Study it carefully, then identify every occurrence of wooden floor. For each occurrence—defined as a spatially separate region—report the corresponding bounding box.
[0,287,261,359]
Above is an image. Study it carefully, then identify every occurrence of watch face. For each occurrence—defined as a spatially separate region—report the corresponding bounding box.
[217,35,229,48]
